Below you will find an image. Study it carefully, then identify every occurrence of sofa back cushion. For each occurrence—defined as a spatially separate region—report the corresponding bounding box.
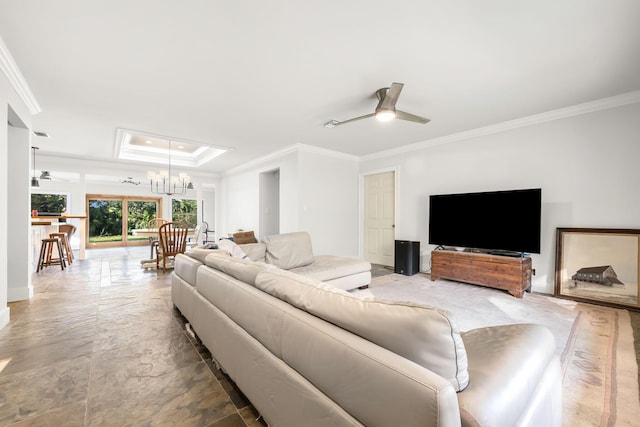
[239,242,267,262]
[204,252,269,286]
[254,268,469,391]
[188,247,227,263]
[262,232,314,270]
[174,253,203,286]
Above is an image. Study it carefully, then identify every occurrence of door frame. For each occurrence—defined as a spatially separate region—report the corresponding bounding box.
[85,194,163,248]
[358,167,398,261]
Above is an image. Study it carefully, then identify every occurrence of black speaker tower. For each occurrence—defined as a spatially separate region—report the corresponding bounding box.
[394,240,420,276]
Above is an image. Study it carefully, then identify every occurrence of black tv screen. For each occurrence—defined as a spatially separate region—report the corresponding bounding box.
[428,188,541,254]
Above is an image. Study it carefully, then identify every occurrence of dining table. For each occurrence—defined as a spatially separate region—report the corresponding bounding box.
[132,228,197,267]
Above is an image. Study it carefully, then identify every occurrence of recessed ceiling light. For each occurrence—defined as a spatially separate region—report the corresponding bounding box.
[178,145,184,149]
[33,131,49,138]
[145,140,153,144]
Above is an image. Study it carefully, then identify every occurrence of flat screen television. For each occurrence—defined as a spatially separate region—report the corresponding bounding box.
[428,188,542,254]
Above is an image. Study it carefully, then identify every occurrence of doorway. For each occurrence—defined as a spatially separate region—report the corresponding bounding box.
[363,171,396,266]
[86,195,162,247]
[259,168,280,238]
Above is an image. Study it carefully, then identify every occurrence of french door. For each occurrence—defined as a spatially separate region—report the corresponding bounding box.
[86,195,162,247]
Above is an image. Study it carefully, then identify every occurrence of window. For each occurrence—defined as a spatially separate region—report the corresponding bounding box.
[31,193,68,214]
[87,195,161,246]
[172,198,198,228]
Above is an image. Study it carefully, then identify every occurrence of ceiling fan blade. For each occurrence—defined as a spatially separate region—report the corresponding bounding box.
[379,82,404,110]
[327,113,375,127]
[396,110,430,124]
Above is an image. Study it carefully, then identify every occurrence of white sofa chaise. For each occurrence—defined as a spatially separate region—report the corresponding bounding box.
[172,236,562,427]
[189,231,371,291]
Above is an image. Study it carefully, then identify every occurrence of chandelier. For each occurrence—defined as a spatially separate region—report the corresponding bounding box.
[148,141,194,195]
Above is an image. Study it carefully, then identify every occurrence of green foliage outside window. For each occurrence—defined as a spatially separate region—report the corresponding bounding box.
[127,201,159,233]
[88,198,160,243]
[88,199,123,240]
[31,193,67,213]
[172,199,197,228]
[127,201,158,241]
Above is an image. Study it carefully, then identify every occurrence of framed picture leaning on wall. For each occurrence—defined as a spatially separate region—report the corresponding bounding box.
[555,228,640,311]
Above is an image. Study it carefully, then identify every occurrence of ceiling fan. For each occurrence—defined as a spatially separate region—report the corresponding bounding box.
[324,82,430,128]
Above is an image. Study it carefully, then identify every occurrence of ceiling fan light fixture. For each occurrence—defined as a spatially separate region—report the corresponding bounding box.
[375,109,396,122]
[325,83,429,127]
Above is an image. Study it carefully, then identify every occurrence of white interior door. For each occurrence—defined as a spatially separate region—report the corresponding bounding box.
[364,171,395,266]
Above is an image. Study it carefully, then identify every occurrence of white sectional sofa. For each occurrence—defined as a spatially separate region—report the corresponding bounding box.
[190,231,372,291]
[171,232,562,427]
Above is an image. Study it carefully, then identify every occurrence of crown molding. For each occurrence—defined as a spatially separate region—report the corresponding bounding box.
[224,143,358,176]
[362,90,640,161]
[0,36,41,115]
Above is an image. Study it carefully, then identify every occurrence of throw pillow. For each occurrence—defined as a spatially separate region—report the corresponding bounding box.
[217,238,249,259]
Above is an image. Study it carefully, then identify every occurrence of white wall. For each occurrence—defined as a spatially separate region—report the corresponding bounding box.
[220,151,298,239]
[360,102,640,294]
[0,65,34,330]
[7,125,31,301]
[0,109,8,329]
[298,150,359,256]
[220,146,360,256]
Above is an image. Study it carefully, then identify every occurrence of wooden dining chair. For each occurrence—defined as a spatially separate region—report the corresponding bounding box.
[147,218,169,259]
[156,222,189,272]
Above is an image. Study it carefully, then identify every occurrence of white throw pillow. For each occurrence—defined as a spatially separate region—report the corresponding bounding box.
[217,238,249,259]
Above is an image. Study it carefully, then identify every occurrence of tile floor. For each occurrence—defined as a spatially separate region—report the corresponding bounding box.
[0,246,267,426]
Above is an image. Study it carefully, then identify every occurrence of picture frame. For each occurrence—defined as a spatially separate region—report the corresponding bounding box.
[555,228,640,311]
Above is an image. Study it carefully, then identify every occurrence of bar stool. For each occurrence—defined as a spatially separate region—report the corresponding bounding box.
[36,238,66,272]
[50,232,73,265]
[58,224,76,262]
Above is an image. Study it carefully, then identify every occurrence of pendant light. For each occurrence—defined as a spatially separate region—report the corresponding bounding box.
[148,140,193,195]
[31,147,40,187]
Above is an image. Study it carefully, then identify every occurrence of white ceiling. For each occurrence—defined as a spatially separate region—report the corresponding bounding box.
[1,1,640,176]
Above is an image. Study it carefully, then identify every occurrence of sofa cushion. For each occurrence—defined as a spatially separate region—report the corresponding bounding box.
[204,252,270,286]
[262,232,314,269]
[290,255,371,282]
[174,253,203,286]
[458,324,558,427]
[254,268,469,391]
[188,247,227,263]
[239,242,267,262]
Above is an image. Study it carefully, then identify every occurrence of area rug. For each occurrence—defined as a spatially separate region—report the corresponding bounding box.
[351,273,640,426]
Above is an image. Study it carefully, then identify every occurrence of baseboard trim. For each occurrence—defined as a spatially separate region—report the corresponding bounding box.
[7,285,33,302]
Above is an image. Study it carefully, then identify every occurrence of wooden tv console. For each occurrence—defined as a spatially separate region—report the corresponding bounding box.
[430,250,532,298]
